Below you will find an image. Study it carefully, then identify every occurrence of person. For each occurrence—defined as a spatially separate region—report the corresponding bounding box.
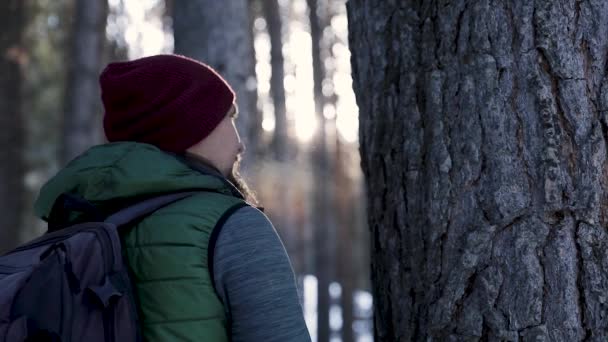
[33,54,311,341]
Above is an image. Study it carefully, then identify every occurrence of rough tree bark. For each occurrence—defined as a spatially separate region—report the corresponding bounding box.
[173,0,259,166]
[0,0,26,254]
[263,0,289,161]
[61,0,108,164]
[348,0,608,341]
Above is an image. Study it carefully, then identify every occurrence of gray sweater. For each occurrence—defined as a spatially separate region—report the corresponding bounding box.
[213,206,312,342]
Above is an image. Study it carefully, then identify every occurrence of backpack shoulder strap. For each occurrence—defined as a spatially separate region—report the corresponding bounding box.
[105,192,198,228]
[47,193,105,231]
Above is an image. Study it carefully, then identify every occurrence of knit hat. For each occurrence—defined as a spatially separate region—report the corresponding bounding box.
[100,54,235,152]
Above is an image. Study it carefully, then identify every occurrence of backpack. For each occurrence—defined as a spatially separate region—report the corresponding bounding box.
[0,191,196,342]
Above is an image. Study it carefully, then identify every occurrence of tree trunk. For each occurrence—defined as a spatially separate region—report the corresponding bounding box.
[0,0,26,253]
[263,0,289,161]
[308,0,334,341]
[348,0,608,341]
[0,0,26,254]
[335,138,355,342]
[172,0,259,166]
[61,0,107,164]
[247,0,263,159]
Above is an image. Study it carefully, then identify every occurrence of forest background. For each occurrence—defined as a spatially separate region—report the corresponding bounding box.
[0,1,372,342]
[8,1,608,341]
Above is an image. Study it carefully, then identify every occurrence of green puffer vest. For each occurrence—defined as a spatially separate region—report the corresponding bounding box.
[33,142,247,341]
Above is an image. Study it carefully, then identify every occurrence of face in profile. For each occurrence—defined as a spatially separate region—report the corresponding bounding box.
[186,104,257,204]
[191,104,244,176]
[218,106,244,176]
[224,108,257,205]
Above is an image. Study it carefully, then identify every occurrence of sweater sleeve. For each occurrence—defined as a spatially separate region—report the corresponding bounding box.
[212,206,312,342]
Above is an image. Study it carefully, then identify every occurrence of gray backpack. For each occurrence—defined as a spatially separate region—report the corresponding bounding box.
[0,192,195,342]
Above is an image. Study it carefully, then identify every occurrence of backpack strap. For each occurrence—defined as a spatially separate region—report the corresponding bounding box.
[104,192,199,228]
[48,193,105,231]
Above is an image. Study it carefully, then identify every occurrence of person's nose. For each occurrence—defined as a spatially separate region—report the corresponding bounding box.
[237,142,246,154]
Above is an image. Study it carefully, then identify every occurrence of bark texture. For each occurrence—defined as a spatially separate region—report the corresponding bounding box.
[0,0,25,254]
[173,0,259,165]
[62,0,107,164]
[347,0,608,341]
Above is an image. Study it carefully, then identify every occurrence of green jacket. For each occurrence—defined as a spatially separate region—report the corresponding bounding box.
[34,142,248,341]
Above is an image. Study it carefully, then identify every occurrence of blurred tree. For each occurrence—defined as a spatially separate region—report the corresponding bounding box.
[105,2,128,67]
[172,0,260,167]
[334,138,355,342]
[253,0,306,292]
[20,0,72,244]
[318,3,358,340]
[307,0,334,340]
[164,0,174,19]
[61,0,108,164]
[349,0,608,340]
[263,0,289,161]
[246,0,263,158]
[0,0,26,253]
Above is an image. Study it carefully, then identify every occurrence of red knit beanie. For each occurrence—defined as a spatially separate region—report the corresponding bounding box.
[100,54,235,152]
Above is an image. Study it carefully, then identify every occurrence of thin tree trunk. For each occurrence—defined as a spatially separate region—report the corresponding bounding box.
[164,0,174,19]
[247,0,263,158]
[61,0,107,164]
[323,5,354,338]
[259,0,303,289]
[308,0,333,340]
[348,0,608,341]
[335,138,355,342]
[0,0,26,254]
[173,0,259,167]
[263,0,289,161]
